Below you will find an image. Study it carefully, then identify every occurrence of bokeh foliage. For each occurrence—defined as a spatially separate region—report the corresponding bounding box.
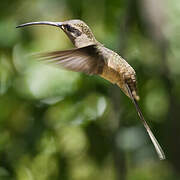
[0,0,180,179]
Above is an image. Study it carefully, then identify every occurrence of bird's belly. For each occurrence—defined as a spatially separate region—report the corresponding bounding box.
[100,65,123,84]
[100,65,139,100]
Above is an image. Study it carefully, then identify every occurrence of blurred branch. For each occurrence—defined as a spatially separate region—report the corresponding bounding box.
[118,0,180,174]
[110,86,127,180]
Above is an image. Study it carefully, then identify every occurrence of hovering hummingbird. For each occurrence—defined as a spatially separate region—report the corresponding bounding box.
[16,19,165,160]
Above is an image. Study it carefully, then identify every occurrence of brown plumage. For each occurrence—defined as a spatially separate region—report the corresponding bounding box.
[16,19,165,160]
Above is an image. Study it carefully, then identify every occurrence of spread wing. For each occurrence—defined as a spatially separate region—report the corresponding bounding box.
[37,45,105,75]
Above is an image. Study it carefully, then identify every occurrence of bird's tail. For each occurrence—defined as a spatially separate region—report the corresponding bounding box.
[125,83,166,160]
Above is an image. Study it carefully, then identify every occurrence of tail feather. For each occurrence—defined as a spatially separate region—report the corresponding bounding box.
[125,83,166,160]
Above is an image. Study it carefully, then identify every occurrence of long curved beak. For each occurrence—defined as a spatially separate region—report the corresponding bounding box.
[16,21,63,28]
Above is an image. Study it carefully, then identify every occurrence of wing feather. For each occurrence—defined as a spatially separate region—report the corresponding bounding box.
[37,45,105,75]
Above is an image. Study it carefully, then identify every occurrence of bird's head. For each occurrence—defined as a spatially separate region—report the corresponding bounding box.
[16,19,97,47]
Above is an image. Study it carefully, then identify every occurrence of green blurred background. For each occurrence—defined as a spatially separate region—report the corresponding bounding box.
[0,0,180,179]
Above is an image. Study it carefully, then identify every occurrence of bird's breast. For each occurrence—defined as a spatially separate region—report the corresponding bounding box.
[98,46,139,100]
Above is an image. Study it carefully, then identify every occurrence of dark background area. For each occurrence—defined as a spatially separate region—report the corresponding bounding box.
[0,0,180,179]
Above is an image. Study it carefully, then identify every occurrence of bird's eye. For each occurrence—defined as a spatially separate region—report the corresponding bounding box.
[64,25,82,36]
[65,25,74,32]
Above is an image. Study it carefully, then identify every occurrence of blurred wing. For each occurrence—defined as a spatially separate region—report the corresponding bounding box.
[37,45,105,75]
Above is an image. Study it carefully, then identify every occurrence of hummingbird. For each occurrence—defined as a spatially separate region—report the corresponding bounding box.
[16,19,165,160]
